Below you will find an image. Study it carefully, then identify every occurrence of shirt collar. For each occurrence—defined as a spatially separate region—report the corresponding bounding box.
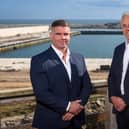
[51,44,70,59]
[125,40,129,49]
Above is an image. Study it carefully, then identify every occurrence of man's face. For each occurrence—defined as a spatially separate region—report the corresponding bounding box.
[50,26,71,51]
[122,16,129,42]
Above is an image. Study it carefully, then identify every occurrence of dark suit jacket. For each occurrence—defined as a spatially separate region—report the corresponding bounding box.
[30,47,92,129]
[108,42,129,113]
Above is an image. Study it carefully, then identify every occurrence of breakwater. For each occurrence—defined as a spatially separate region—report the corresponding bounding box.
[0,30,80,52]
[80,29,122,35]
[0,25,122,53]
[0,36,50,52]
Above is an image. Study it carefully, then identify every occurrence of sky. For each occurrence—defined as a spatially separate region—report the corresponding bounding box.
[0,0,129,20]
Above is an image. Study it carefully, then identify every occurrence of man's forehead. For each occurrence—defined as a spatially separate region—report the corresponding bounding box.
[52,26,71,31]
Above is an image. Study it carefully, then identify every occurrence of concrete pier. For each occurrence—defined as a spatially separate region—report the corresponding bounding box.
[0,33,50,52]
[80,28,122,35]
[0,26,122,52]
[0,28,80,52]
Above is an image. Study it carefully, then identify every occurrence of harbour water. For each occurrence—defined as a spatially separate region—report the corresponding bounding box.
[0,19,123,58]
[0,34,124,58]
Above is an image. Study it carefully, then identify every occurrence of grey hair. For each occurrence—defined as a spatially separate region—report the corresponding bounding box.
[122,12,129,19]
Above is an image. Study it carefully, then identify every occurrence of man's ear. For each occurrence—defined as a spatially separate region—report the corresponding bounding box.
[49,32,52,39]
[70,32,72,37]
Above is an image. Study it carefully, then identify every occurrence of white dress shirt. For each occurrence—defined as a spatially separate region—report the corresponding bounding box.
[120,41,129,95]
[51,44,71,81]
[51,44,71,111]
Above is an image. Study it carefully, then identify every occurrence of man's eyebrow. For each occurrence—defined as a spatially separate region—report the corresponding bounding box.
[55,32,61,35]
[54,32,70,35]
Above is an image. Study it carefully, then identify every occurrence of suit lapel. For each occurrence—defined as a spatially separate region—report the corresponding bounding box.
[124,43,129,92]
[118,43,126,79]
[119,43,129,96]
[124,60,129,97]
[48,47,71,84]
[120,43,125,68]
[70,54,78,85]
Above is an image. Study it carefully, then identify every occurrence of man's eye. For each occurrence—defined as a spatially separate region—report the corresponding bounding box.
[64,33,69,36]
[123,24,129,28]
[123,24,127,28]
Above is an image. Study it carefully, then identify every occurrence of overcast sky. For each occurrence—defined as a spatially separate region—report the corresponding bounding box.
[0,0,129,20]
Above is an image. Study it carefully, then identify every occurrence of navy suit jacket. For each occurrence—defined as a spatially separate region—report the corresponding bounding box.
[30,47,92,129]
[108,42,129,113]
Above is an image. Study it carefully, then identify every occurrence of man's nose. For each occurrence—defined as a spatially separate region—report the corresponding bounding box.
[61,34,66,39]
[126,29,129,33]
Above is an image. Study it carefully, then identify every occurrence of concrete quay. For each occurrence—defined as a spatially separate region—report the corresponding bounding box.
[0,32,50,52]
[0,58,111,72]
[0,25,49,52]
[85,58,111,71]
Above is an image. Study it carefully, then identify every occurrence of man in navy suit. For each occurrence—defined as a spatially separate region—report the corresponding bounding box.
[30,19,92,129]
[108,12,129,129]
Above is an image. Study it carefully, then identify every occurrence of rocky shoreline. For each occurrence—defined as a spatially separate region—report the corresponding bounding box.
[1,94,106,129]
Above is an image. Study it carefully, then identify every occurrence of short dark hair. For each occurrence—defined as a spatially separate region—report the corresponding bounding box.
[49,19,70,31]
[51,19,70,27]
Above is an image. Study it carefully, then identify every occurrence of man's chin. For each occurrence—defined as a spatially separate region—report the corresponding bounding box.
[60,45,67,49]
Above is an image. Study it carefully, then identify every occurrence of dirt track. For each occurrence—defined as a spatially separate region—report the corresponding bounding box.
[0,70,31,90]
[0,69,108,90]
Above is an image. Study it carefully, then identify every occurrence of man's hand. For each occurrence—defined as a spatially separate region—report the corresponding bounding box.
[69,100,84,115]
[62,112,74,121]
[111,96,127,112]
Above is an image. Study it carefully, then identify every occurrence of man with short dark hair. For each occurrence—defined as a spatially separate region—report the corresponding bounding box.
[30,19,92,129]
